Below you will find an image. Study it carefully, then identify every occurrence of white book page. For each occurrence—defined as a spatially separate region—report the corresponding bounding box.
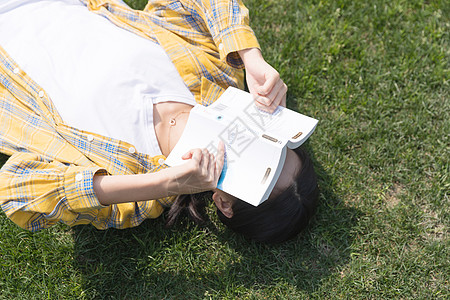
[261,107,319,148]
[165,103,283,206]
[208,88,318,148]
[219,138,283,206]
[165,105,226,166]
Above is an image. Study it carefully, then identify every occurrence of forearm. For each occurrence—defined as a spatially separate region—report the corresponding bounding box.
[93,170,174,205]
[94,146,225,205]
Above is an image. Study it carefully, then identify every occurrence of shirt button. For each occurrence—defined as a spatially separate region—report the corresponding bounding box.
[218,43,224,50]
[13,68,20,74]
[75,173,83,182]
[38,90,45,98]
[87,134,94,142]
[128,147,136,154]
[158,158,165,165]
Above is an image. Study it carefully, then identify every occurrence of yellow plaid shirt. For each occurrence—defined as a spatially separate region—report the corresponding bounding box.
[0,0,259,231]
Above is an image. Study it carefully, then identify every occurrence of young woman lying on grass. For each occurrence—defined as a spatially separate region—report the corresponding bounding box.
[0,0,318,243]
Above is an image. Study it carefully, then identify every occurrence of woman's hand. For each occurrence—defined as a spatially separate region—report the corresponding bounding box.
[93,142,225,205]
[166,141,225,195]
[238,48,287,113]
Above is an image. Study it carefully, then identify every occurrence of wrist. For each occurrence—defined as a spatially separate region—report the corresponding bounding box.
[238,48,263,67]
[157,167,181,197]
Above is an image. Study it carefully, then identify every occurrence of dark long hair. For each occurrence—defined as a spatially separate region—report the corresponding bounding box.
[166,147,319,243]
[165,193,208,227]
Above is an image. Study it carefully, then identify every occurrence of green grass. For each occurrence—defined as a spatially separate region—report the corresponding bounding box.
[1,0,448,298]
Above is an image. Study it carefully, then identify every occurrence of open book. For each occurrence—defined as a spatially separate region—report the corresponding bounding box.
[165,87,318,206]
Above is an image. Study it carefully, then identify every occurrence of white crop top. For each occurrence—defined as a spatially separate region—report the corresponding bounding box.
[0,0,196,156]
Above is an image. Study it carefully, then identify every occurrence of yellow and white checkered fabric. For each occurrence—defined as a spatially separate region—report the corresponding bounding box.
[0,0,259,231]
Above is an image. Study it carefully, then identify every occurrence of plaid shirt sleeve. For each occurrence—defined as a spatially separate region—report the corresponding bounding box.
[149,0,261,68]
[0,152,107,231]
[0,152,168,231]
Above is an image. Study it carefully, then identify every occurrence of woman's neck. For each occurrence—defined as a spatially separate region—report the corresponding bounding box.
[153,102,194,157]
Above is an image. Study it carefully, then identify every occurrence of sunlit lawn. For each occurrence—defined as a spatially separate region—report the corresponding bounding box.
[0,0,448,298]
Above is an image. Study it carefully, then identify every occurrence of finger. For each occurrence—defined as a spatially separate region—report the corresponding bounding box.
[208,153,216,183]
[181,150,193,160]
[265,79,285,107]
[271,82,288,109]
[258,72,280,96]
[190,148,203,165]
[182,148,203,160]
[215,141,225,179]
[218,140,225,156]
[215,141,225,168]
[200,148,210,173]
[254,94,271,107]
[263,97,281,114]
[261,81,287,113]
[281,92,287,107]
[265,103,278,114]
[254,100,273,113]
[280,81,288,107]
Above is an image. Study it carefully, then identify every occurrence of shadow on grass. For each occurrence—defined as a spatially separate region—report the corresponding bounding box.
[72,146,362,298]
[0,99,359,298]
